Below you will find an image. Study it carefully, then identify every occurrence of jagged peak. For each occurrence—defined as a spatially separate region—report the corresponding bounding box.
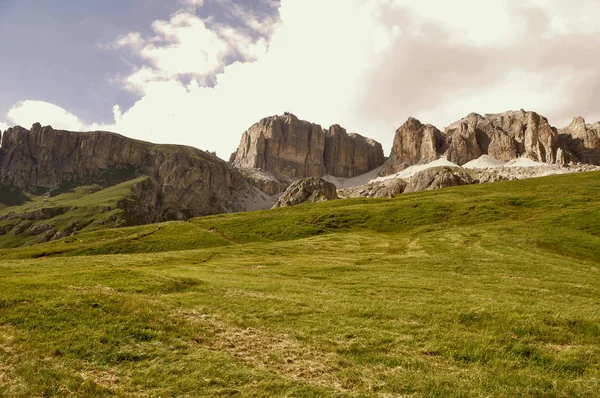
[405,116,423,125]
[569,116,587,127]
[31,122,44,130]
[326,124,346,133]
[466,112,484,119]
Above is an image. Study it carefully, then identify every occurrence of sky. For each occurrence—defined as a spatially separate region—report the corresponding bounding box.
[1,0,599,158]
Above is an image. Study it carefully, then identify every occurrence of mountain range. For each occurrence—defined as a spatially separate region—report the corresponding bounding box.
[1,109,599,246]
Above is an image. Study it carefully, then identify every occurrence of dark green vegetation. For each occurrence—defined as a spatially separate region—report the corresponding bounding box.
[1,172,599,396]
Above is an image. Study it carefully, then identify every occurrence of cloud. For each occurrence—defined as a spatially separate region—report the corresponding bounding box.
[0,121,8,132]
[182,0,204,5]
[6,101,87,131]
[180,0,204,11]
[5,0,600,159]
[351,0,600,135]
[113,9,269,95]
[212,0,280,37]
[103,0,600,156]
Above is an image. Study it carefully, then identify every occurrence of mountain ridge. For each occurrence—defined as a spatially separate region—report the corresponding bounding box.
[1,109,599,247]
[381,110,600,175]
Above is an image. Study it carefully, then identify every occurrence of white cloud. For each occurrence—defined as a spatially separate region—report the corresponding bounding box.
[6,101,87,131]
[123,67,178,94]
[5,0,600,159]
[113,10,268,94]
[114,32,144,50]
[0,121,8,132]
[141,13,230,77]
[180,0,204,10]
[213,0,280,37]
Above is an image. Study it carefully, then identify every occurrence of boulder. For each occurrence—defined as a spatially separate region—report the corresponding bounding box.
[272,177,338,208]
[339,178,407,199]
[404,167,475,193]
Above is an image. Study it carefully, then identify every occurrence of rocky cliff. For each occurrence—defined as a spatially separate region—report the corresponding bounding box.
[323,125,385,178]
[558,117,600,165]
[380,110,600,175]
[230,114,327,178]
[231,114,385,179]
[272,177,338,208]
[0,123,270,222]
[380,117,446,175]
[444,111,558,165]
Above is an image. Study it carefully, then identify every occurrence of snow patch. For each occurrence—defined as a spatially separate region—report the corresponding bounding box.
[463,155,506,169]
[505,158,547,168]
[372,158,460,182]
[322,165,384,189]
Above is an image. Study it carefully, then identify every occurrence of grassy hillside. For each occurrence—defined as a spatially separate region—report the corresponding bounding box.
[0,178,146,249]
[0,172,599,396]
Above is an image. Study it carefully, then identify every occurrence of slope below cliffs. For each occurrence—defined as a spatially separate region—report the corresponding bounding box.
[0,123,271,222]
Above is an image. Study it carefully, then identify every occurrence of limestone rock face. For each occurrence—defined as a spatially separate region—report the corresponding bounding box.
[558,117,600,165]
[236,168,295,196]
[380,117,445,175]
[0,123,150,190]
[404,167,475,193]
[444,111,558,165]
[0,124,270,222]
[231,114,326,178]
[272,177,338,208]
[380,110,562,176]
[338,178,406,199]
[231,114,385,179]
[324,125,385,178]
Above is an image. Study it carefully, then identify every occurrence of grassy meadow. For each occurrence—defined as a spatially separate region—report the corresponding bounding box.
[0,178,146,249]
[1,172,599,396]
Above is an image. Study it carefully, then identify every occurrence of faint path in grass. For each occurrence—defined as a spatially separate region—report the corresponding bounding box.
[205,227,237,244]
[175,308,353,394]
[0,326,23,395]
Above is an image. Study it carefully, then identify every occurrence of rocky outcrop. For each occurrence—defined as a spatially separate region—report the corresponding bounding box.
[558,117,600,165]
[338,178,406,199]
[0,123,270,222]
[272,177,338,208]
[444,111,558,165]
[231,114,385,179]
[0,207,68,222]
[380,110,566,176]
[404,167,475,193]
[339,167,475,199]
[236,168,295,196]
[230,114,327,178]
[0,124,148,190]
[323,125,385,178]
[380,118,445,175]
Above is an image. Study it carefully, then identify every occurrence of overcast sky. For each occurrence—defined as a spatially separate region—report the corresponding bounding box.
[1,0,599,157]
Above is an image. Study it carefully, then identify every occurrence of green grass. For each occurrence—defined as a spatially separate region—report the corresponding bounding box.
[0,178,147,249]
[0,172,600,396]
